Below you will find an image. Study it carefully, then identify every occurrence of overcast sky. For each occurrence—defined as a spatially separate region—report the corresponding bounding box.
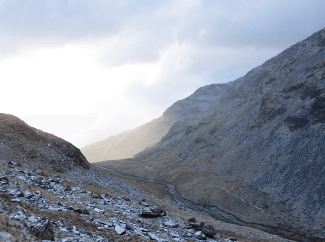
[1,0,325,148]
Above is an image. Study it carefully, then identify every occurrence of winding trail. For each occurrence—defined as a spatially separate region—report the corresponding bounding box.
[97,166,237,225]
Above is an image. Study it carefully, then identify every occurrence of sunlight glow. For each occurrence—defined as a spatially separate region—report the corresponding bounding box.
[1,45,161,118]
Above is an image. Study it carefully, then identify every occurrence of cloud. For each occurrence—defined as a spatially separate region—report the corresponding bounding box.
[1,0,325,147]
[2,0,324,63]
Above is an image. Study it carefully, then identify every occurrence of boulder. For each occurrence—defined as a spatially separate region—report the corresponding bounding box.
[193,231,207,240]
[190,221,215,238]
[141,206,166,218]
[201,224,215,238]
[32,218,54,241]
[115,224,126,235]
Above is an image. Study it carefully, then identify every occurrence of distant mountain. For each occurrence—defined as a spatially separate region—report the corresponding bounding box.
[101,28,325,240]
[81,84,227,162]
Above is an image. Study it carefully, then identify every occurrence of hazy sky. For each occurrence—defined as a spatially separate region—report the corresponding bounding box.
[1,0,325,148]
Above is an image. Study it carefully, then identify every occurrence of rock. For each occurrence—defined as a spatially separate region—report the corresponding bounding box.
[187,217,196,222]
[23,191,33,199]
[94,219,113,227]
[148,232,160,241]
[201,224,215,238]
[74,208,89,215]
[16,175,27,181]
[139,199,149,206]
[10,210,27,220]
[141,206,166,218]
[0,176,9,185]
[190,221,204,231]
[27,216,41,227]
[8,161,17,166]
[10,198,21,203]
[193,231,207,240]
[121,196,131,201]
[164,220,178,228]
[94,208,105,214]
[126,222,136,231]
[228,237,237,241]
[190,221,214,238]
[8,189,23,197]
[32,218,54,241]
[114,224,126,235]
[92,193,100,199]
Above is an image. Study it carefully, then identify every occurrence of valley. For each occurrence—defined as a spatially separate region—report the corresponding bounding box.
[83,27,325,241]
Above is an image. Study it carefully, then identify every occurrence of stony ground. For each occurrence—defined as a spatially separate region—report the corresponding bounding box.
[0,159,292,242]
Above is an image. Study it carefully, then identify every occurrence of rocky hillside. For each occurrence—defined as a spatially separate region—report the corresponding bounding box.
[0,113,89,171]
[81,84,227,163]
[102,28,325,241]
[0,113,289,241]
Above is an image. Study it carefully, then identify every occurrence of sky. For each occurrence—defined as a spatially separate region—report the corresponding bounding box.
[1,0,325,148]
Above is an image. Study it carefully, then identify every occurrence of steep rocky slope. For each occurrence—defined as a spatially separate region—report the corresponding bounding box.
[103,28,325,241]
[81,84,227,163]
[0,114,289,241]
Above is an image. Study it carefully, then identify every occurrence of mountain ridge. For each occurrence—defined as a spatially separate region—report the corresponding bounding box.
[99,27,325,241]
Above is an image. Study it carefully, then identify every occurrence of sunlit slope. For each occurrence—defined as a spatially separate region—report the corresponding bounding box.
[81,84,228,162]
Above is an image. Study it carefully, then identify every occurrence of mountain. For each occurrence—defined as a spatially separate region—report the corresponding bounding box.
[81,84,227,163]
[0,113,287,241]
[99,28,325,241]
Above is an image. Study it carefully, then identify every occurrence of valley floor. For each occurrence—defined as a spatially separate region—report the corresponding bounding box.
[0,159,293,242]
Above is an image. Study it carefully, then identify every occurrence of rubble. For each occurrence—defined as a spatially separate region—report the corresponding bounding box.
[0,160,289,242]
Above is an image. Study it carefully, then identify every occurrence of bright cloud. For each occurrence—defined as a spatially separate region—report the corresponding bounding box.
[1,0,325,147]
